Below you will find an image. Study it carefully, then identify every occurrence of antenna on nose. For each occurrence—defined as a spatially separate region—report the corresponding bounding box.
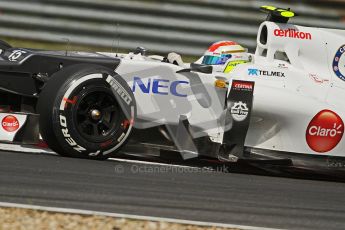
[111,23,120,57]
[62,38,70,56]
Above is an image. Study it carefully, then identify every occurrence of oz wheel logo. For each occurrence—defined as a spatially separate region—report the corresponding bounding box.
[306,110,344,153]
[231,101,249,122]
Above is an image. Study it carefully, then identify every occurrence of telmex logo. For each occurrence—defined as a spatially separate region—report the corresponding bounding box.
[274,29,312,40]
[248,69,285,77]
[306,110,344,153]
[132,77,189,97]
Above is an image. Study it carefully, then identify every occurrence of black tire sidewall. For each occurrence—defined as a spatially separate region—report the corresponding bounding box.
[38,64,135,159]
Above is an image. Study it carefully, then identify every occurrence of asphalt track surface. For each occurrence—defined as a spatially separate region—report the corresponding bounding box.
[1,150,345,230]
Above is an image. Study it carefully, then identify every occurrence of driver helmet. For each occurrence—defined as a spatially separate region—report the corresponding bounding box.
[202,41,250,73]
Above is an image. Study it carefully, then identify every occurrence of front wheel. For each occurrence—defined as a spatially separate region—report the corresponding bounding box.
[37,64,135,160]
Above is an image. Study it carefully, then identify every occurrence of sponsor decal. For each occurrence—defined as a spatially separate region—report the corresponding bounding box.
[327,158,345,168]
[232,81,254,91]
[274,29,312,40]
[248,69,285,77]
[132,77,189,97]
[88,151,101,156]
[63,96,78,108]
[59,115,86,152]
[2,115,19,132]
[224,60,247,73]
[306,110,344,153]
[309,74,329,84]
[121,119,134,129]
[107,77,133,105]
[332,45,345,82]
[278,63,288,69]
[8,50,27,62]
[231,101,249,122]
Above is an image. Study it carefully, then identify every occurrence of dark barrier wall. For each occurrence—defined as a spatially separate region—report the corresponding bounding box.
[0,0,344,56]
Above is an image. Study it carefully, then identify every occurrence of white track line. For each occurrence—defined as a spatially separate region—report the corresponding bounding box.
[0,143,200,169]
[0,143,54,154]
[110,157,201,169]
[0,202,282,230]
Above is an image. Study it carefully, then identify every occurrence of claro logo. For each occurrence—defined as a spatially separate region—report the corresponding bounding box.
[306,110,344,153]
[2,115,19,132]
[274,29,312,40]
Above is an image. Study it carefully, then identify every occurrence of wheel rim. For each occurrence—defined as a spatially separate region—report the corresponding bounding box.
[73,86,120,143]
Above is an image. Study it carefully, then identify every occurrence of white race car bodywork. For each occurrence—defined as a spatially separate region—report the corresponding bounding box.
[3,6,345,167]
[241,21,345,158]
[100,20,345,161]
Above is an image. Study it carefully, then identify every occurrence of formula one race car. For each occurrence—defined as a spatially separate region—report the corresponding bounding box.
[0,6,344,171]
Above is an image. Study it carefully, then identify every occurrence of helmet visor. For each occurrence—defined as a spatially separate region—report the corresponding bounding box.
[202,54,232,65]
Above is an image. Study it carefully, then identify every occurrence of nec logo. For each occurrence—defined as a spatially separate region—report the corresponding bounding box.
[132,77,189,97]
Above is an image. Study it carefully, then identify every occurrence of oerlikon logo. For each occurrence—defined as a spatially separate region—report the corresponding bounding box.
[274,29,312,40]
[306,110,344,153]
[2,115,19,132]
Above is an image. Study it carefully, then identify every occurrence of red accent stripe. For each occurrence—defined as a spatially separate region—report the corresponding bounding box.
[63,96,78,108]
[208,41,237,52]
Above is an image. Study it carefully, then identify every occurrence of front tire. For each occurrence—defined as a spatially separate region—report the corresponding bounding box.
[37,64,135,160]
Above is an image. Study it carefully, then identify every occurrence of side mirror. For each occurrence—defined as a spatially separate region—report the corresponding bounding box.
[190,63,213,74]
[133,47,147,56]
[177,63,213,74]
